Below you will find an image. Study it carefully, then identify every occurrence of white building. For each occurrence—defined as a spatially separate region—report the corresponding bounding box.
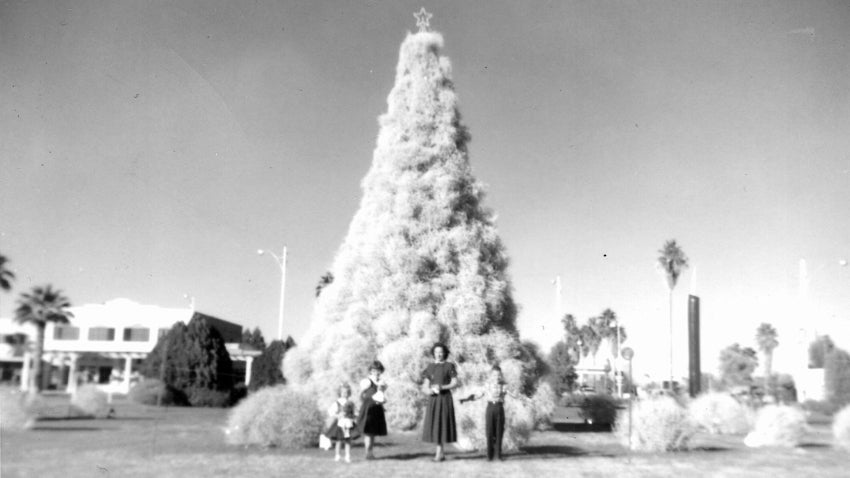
[0,298,260,394]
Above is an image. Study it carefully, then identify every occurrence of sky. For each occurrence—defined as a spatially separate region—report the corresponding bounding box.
[1,0,849,381]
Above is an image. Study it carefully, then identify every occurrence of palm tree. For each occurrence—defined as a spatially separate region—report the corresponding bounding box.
[756,322,779,399]
[315,271,334,298]
[0,253,14,292]
[578,324,602,362]
[14,285,74,394]
[657,239,689,390]
[594,308,628,358]
[561,313,581,359]
[0,254,15,315]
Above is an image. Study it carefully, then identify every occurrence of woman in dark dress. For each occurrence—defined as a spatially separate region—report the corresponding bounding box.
[357,360,388,460]
[421,342,460,462]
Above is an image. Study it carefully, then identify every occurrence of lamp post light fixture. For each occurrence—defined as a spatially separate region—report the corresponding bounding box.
[258,246,287,341]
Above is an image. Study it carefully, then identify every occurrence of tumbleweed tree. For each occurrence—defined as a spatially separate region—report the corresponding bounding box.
[285,14,543,446]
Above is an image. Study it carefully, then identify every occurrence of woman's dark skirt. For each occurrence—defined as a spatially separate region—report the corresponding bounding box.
[421,392,456,444]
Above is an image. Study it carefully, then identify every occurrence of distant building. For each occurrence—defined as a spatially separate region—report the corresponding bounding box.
[574,337,623,395]
[0,298,260,394]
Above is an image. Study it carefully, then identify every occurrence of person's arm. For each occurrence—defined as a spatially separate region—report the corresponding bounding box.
[459,391,483,403]
[422,365,440,395]
[440,375,459,392]
[423,376,440,395]
[503,384,520,400]
[422,366,435,395]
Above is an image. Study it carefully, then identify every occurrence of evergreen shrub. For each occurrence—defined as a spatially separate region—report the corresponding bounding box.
[139,314,234,406]
[225,385,322,448]
[70,384,109,417]
[580,394,620,427]
[128,378,187,406]
[688,392,753,435]
[832,404,850,451]
[187,387,231,408]
[229,383,248,405]
[825,348,850,408]
[774,374,798,404]
[744,405,807,448]
[615,396,695,452]
[802,399,840,417]
[249,339,294,391]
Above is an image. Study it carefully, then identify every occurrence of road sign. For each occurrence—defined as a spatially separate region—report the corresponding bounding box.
[622,347,634,361]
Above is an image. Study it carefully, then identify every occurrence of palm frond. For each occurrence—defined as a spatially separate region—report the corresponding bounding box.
[657,239,689,289]
[0,254,15,291]
[14,284,74,326]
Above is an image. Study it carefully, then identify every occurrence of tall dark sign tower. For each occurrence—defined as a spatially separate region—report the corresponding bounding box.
[688,295,701,397]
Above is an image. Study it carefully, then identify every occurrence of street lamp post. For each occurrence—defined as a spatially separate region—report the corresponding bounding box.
[258,247,287,341]
[621,347,635,450]
[610,318,622,398]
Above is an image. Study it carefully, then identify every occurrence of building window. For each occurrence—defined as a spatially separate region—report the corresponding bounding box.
[53,325,80,340]
[88,327,115,341]
[158,328,169,339]
[123,327,150,342]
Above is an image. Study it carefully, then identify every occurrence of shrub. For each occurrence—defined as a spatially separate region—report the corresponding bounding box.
[615,396,695,452]
[774,374,798,404]
[744,405,807,448]
[688,392,754,435]
[187,387,231,408]
[558,393,584,408]
[580,394,620,426]
[229,383,248,406]
[825,348,850,408]
[531,381,557,430]
[382,378,425,431]
[140,314,234,399]
[225,385,323,448]
[454,390,536,452]
[547,341,578,394]
[0,388,38,429]
[70,384,110,417]
[249,338,295,391]
[718,343,758,388]
[802,399,840,417]
[128,379,187,406]
[809,335,835,368]
[833,404,850,451]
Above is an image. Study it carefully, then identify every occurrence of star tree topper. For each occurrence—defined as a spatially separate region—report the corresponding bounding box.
[414,7,433,32]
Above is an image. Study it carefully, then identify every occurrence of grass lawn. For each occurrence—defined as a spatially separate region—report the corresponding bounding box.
[1,393,847,478]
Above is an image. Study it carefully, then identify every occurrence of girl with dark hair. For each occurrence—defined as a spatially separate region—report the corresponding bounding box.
[357,360,388,460]
[421,342,460,461]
